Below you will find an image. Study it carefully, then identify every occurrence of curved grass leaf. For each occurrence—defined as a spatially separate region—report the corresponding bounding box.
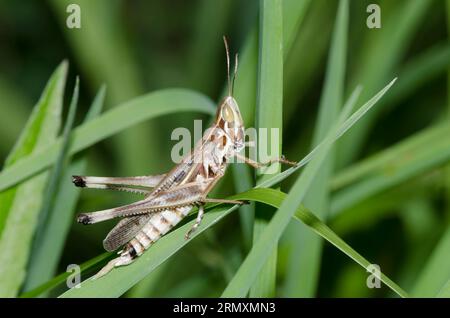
[381,43,450,112]
[232,0,311,127]
[0,76,30,155]
[59,188,406,298]
[20,252,112,298]
[0,61,68,297]
[284,0,348,297]
[251,0,284,298]
[49,0,159,176]
[222,79,396,298]
[24,84,106,291]
[58,78,392,298]
[338,0,432,166]
[0,89,216,192]
[437,279,450,298]
[412,226,450,297]
[58,80,393,298]
[330,123,450,216]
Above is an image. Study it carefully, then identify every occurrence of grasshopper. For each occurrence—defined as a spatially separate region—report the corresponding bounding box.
[72,37,296,279]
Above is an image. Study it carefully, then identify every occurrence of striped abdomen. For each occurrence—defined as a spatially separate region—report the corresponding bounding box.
[124,206,192,258]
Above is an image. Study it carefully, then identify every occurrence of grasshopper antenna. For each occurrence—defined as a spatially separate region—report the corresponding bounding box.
[223,35,232,97]
[231,53,238,96]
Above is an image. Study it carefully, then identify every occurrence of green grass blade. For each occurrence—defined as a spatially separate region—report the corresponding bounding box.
[59,188,406,298]
[283,0,335,119]
[437,280,450,298]
[381,43,450,112]
[257,77,398,189]
[330,123,450,216]
[232,164,254,251]
[49,0,161,176]
[230,0,310,266]
[232,0,311,127]
[0,61,68,297]
[0,89,215,192]
[222,79,394,298]
[0,76,30,156]
[20,252,111,298]
[250,0,283,298]
[24,77,80,291]
[282,0,311,55]
[59,204,240,297]
[284,0,348,297]
[60,74,394,298]
[331,123,450,190]
[446,0,450,242]
[23,85,106,292]
[412,226,450,297]
[338,0,432,166]
[186,0,233,95]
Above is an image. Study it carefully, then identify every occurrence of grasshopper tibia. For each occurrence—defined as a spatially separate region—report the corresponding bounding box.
[235,153,297,169]
[185,205,205,240]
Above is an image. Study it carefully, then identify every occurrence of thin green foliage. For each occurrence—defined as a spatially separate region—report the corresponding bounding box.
[284,0,348,297]
[412,226,450,297]
[251,0,284,298]
[0,62,68,297]
[59,188,406,298]
[331,123,450,216]
[338,0,432,165]
[222,79,396,297]
[0,89,215,192]
[20,252,112,298]
[24,85,106,291]
[24,77,80,291]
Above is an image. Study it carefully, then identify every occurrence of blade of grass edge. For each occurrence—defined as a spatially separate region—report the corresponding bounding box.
[58,188,406,298]
[24,84,106,291]
[250,0,283,298]
[0,89,216,192]
[283,0,348,297]
[0,61,68,297]
[222,79,396,297]
[58,78,396,298]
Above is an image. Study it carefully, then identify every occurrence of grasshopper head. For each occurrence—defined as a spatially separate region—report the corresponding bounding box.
[215,36,244,152]
[216,96,245,151]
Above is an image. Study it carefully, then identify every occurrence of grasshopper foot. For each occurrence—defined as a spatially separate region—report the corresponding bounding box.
[72,175,86,187]
[77,213,92,225]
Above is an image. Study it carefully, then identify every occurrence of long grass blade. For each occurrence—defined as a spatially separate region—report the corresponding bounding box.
[412,226,450,297]
[222,78,395,297]
[331,123,450,216]
[24,84,106,292]
[250,0,284,298]
[0,89,216,192]
[0,61,68,297]
[59,188,406,298]
[338,0,432,166]
[284,0,348,297]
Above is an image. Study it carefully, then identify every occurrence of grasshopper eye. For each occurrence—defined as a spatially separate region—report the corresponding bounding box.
[222,104,234,122]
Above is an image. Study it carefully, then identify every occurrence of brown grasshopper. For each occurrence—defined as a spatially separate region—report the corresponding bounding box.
[72,37,296,279]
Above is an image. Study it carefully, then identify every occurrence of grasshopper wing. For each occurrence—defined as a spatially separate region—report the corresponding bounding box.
[103,214,153,252]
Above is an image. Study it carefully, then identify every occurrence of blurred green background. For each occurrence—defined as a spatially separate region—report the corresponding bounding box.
[0,0,450,298]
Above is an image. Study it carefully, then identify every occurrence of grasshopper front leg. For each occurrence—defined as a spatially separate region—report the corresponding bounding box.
[185,204,204,240]
[234,153,297,169]
[184,197,249,240]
